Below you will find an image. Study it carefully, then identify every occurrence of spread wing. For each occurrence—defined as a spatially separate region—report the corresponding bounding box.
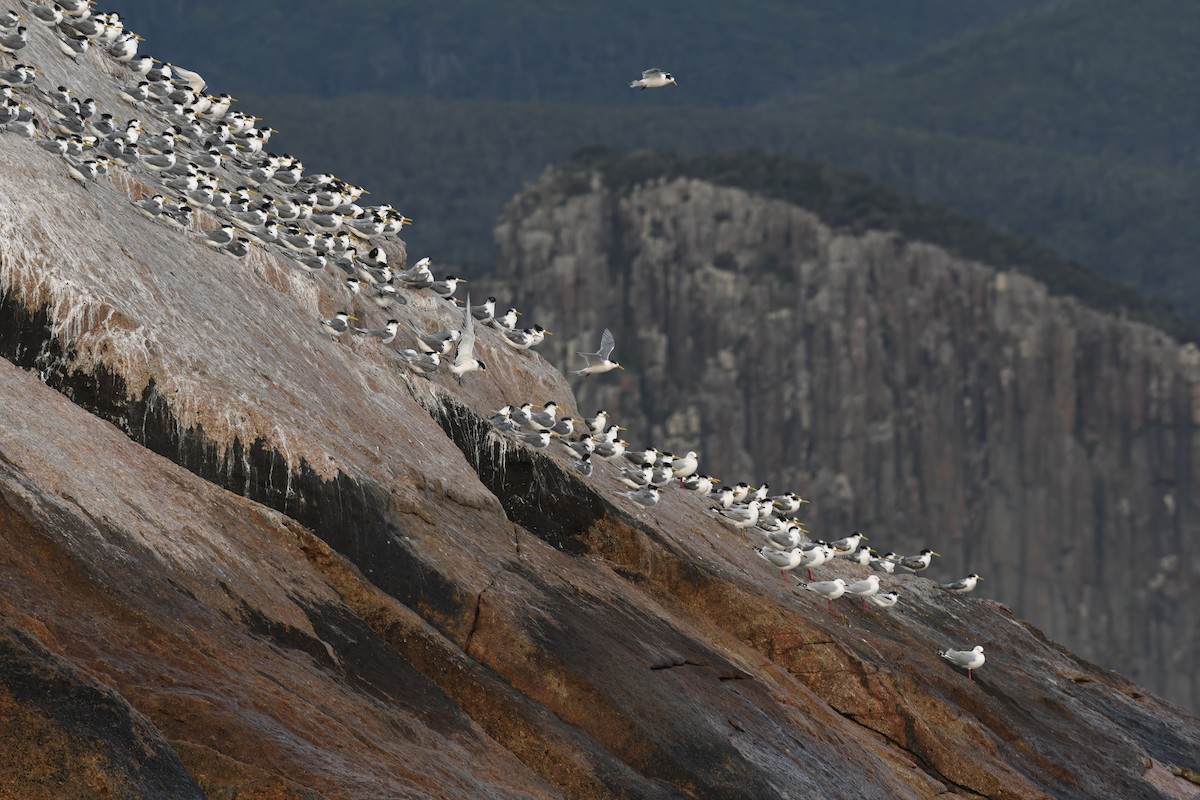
[597,328,615,360]
[578,327,616,363]
[454,292,475,366]
[641,68,664,78]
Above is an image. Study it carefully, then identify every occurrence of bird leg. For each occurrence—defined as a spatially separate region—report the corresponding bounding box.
[968,669,974,682]
[862,598,868,609]
[827,599,833,613]
[780,570,790,584]
[807,568,814,581]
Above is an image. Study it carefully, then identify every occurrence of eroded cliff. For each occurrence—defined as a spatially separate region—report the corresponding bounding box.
[0,22,1197,800]
[492,160,1200,716]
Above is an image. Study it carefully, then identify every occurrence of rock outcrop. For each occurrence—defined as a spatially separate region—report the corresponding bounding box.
[0,20,1197,800]
[492,162,1200,715]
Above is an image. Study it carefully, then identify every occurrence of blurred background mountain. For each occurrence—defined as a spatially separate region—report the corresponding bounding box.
[107,0,1200,323]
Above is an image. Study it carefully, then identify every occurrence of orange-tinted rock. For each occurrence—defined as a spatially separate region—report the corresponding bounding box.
[0,19,1197,800]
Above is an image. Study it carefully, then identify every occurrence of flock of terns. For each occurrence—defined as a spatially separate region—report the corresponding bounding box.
[0,6,988,681]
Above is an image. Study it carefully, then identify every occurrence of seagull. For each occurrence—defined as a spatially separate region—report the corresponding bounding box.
[471,296,496,323]
[492,307,520,331]
[623,446,657,467]
[770,492,809,515]
[594,423,623,443]
[224,238,251,259]
[575,328,622,375]
[583,411,609,435]
[757,547,804,583]
[133,194,164,221]
[866,591,900,610]
[502,325,550,351]
[320,312,355,338]
[28,4,64,27]
[710,500,761,533]
[354,320,400,344]
[199,224,235,249]
[412,327,460,355]
[1,109,35,137]
[510,403,534,427]
[618,465,653,489]
[0,63,34,86]
[57,31,89,61]
[0,25,27,55]
[430,275,465,301]
[571,454,593,478]
[870,552,900,574]
[671,451,699,480]
[528,402,559,431]
[682,474,717,494]
[759,523,804,552]
[449,292,486,381]
[513,429,554,449]
[616,486,660,508]
[940,645,985,681]
[396,349,441,376]
[592,439,628,460]
[830,531,867,554]
[561,436,595,459]
[797,544,833,581]
[711,486,735,509]
[941,574,983,594]
[64,157,99,188]
[629,68,677,90]
[844,545,874,566]
[843,575,881,608]
[898,549,940,573]
[804,578,848,612]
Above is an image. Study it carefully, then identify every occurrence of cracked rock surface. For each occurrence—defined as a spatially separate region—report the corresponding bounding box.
[1,28,1198,800]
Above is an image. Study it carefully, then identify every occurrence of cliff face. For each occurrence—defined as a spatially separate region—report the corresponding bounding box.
[1,22,1198,800]
[493,167,1200,714]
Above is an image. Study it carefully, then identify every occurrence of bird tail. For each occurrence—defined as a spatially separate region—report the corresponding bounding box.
[573,368,588,376]
[629,80,639,88]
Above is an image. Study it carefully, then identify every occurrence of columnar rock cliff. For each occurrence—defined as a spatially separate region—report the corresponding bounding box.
[492,163,1200,715]
[1,24,1198,800]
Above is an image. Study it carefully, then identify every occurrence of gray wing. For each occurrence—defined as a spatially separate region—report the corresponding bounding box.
[941,650,972,666]
[642,68,664,78]
[941,578,969,591]
[454,291,475,366]
[598,328,615,360]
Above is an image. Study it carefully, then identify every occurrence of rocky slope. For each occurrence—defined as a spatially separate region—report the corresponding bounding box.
[0,17,1198,800]
[492,162,1200,716]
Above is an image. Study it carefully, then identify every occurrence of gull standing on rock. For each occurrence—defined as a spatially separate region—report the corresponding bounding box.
[866,591,900,610]
[757,547,804,583]
[941,574,983,594]
[320,312,355,338]
[899,549,940,573]
[804,578,848,613]
[940,645,986,681]
[844,575,881,608]
[354,320,400,344]
[616,486,660,508]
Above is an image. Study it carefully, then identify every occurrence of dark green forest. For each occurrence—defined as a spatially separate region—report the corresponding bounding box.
[104,0,1051,104]
[106,0,1200,326]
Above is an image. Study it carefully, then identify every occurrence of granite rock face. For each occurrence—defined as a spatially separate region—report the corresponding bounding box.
[0,22,1197,800]
[493,167,1200,714]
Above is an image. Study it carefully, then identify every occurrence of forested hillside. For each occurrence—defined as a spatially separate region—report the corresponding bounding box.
[104,0,1051,103]
[103,0,1200,320]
